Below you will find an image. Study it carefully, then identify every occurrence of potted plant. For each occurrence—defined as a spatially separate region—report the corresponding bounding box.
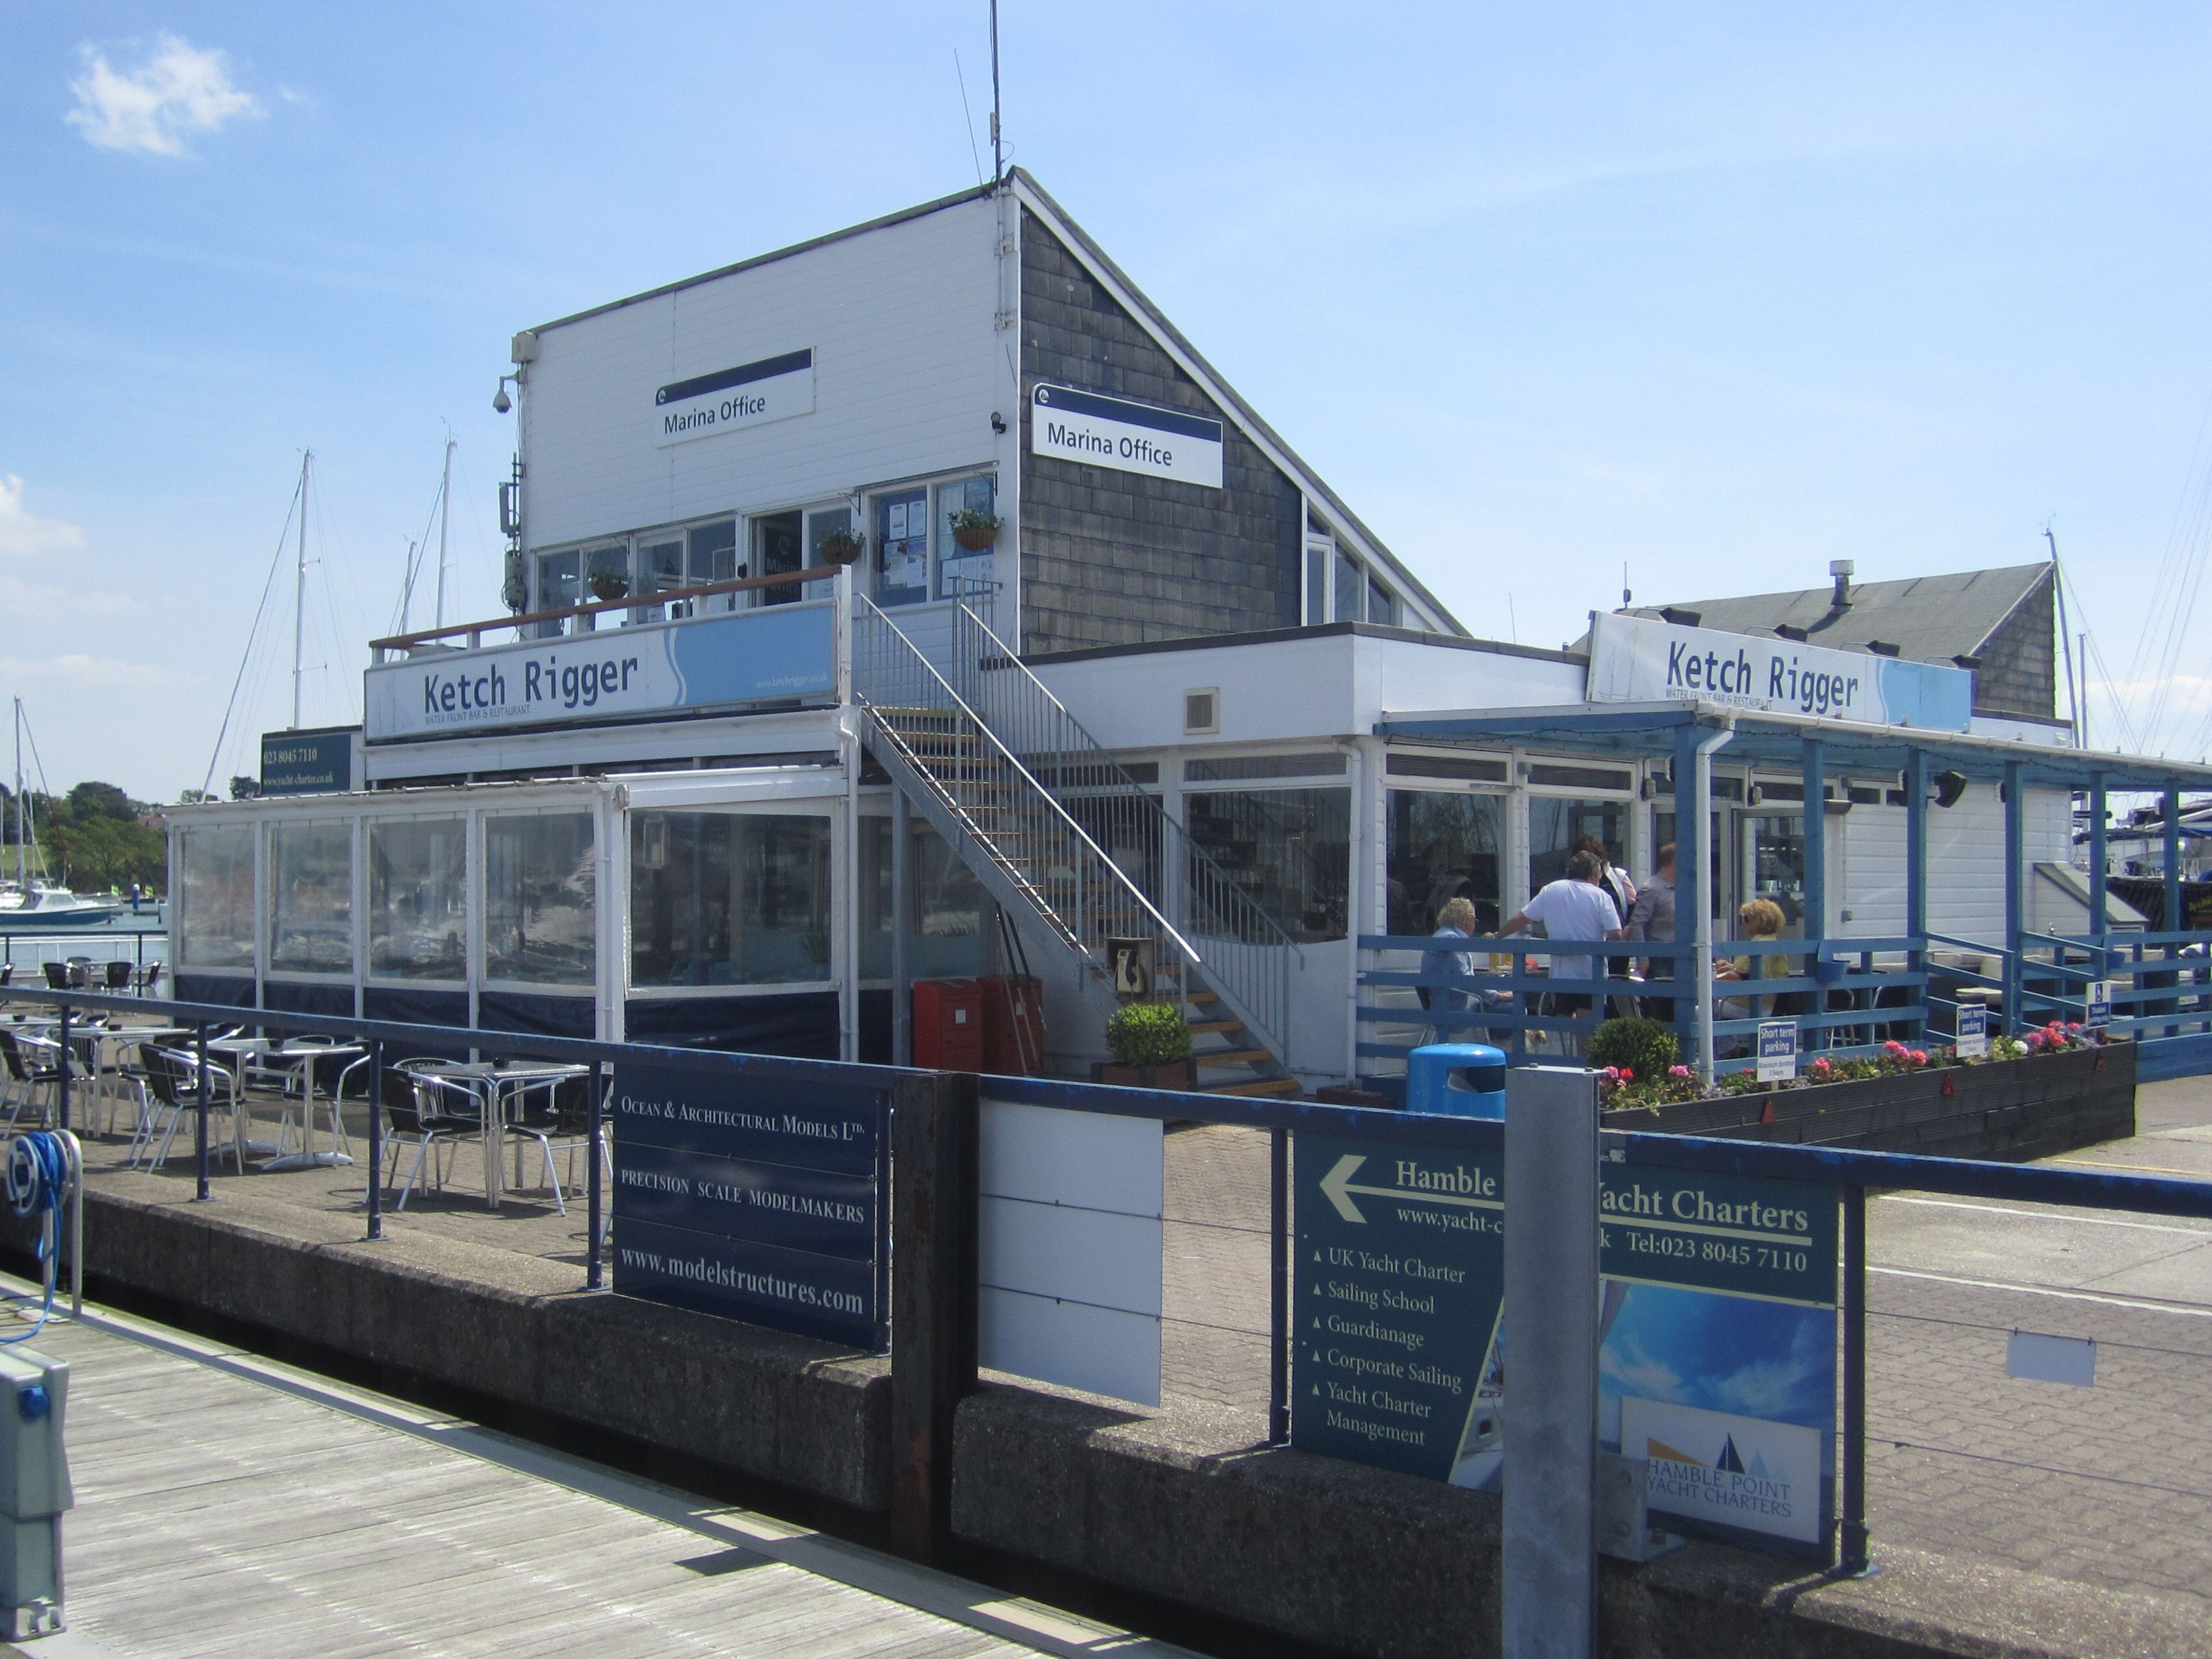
[949,507,1002,552]
[818,528,865,567]
[586,570,630,603]
[1098,1002,1193,1090]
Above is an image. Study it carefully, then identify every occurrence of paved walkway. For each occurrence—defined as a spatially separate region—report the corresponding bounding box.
[5,1297,1188,1659]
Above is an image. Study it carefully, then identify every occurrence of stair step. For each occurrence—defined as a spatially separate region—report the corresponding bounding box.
[1203,1077,1304,1098]
[1187,1019,1244,1034]
[1195,1049,1271,1068]
[1181,991,1219,1006]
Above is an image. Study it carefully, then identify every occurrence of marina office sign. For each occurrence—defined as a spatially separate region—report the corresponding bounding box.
[1030,383,1224,490]
[652,348,815,447]
[1587,611,1974,732]
[363,603,834,740]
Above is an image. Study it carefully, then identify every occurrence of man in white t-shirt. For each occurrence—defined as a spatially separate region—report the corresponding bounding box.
[1493,850,1625,1049]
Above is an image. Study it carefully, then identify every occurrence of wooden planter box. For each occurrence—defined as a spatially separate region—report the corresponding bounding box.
[1600,1041,2136,1163]
[1092,1060,1192,1090]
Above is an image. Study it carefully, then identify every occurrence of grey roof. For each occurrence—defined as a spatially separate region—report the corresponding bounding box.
[1619,563,2050,665]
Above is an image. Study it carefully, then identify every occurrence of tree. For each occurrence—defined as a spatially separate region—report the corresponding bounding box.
[228,776,261,801]
[68,780,134,821]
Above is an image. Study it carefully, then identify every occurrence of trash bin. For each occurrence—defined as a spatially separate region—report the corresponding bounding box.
[1405,1043,1508,1120]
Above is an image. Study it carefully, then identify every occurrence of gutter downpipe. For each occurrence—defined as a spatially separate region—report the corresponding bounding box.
[1692,712,1738,1086]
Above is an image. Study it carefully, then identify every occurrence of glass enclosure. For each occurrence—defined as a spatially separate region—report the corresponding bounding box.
[1387,790,1503,935]
[1745,813,1808,933]
[1528,798,1628,891]
[176,824,255,969]
[630,812,831,987]
[368,818,468,979]
[860,817,985,978]
[485,813,596,984]
[1185,787,1350,943]
[267,822,353,974]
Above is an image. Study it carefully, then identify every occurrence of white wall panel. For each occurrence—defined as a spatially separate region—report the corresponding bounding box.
[979,1098,1161,1216]
[526,196,1000,548]
[979,1288,1161,1408]
[978,1197,1163,1317]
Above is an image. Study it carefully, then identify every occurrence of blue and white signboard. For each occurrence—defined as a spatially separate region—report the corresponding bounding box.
[1955,1004,1989,1058]
[2085,980,2113,1029]
[1756,1019,1799,1083]
[1030,383,1224,490]
[653,348,815,447]
[1587,611,1975,731]
[609,1061,887,1349]
[364,603,835,740]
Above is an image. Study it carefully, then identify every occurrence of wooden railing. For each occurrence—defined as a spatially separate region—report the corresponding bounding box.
[370,563,843,659]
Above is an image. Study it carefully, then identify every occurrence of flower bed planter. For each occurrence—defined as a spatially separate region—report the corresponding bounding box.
[1092,1060,1191,1090]
[1600,1042,2135,1163]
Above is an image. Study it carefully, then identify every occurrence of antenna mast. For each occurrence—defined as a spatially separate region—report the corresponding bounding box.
[12,698,22,890]
[292,450,312,730]
[434,434,456,629]
[2047,526,2083,748]
[989,0,1002,183]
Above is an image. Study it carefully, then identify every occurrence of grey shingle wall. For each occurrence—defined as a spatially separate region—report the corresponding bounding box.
[1018,211,1301,655]
[1972,568,2056,721]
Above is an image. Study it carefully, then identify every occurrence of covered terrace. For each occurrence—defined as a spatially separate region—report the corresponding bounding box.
[1360,699,2212,1083]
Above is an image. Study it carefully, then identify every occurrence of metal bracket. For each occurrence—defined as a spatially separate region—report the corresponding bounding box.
[1596,1453,1683,1564]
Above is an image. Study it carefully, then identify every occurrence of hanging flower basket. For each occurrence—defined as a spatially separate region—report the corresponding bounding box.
[951,509,1002,552]
[586,572,630,603]
[818,529,865,567]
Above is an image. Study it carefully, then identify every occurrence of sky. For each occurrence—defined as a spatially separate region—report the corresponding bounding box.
[7,3,2212,801]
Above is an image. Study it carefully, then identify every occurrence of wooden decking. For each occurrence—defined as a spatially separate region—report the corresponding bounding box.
[12,1293,1187,1659]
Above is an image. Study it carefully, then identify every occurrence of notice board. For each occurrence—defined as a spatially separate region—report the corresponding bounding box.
[609,1062,888,1349]
[1294,1136,1838,1556]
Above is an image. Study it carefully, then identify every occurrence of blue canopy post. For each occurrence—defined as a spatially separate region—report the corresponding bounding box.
[1906,749,1929,1038]
[2003,760,2025,1036]
[2163,786,2183,1036]
[1800,736,1827,1048]
[2088,772,2109,998]
[1671,722,1703,1064]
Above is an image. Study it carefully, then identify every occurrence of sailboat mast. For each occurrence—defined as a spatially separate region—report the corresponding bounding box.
[292,450,312,730]
[434,435,455,629]
[12,698,22,889]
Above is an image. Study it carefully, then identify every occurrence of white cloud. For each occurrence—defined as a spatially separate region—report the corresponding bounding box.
[67,34,265,158]
[0,477,85,557]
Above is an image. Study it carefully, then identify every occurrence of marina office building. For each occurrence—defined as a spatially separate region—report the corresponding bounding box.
[168,172,2212,1094]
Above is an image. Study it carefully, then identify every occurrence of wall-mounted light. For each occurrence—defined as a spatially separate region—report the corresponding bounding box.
[1934,770,1969,809]
[990,411,1007,434]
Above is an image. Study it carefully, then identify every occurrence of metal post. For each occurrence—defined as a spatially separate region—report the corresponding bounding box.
[2088,773,2109,998]
[889,1070,978,1562]
[193,1021,211,1202]
[2003,760,2025,1036]
[1671,723,1702,1062]
[1801,736,1827,1052]
[2163,785,2183,1036]
[55,1005,69,1134]
[1838,1184,1870,1575]
[587,1059,605,1289]
[1906,751,1928,1042]
[892,786,914,1068]
[1268,1127,1289,1445]
[365,1039,385,1241]
[1502,1065,1600,1659]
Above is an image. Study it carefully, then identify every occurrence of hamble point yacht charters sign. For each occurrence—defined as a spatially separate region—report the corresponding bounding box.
[1587,611,1974,732]
[1031,383,1224,489]
[653,348,815,447]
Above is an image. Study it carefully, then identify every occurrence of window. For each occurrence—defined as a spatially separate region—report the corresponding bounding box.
[1304,539,1330,625]
[1184,752,1347,781]
[687,518,739,612]
[860,817,985,978]
[636,533,685,621]
[803,506,852,603]
[485,813,595,985]
[631,813,830,987]
[580,543,629,628]
[268,822,352,974]
[1388,753,1508,783]
[176,824,255,969]
[753,511,804,607]
[1335,547,1365,624]
[1388,790,1502,935]
[1526,763,1632,791]
[1368,577,1397,629]
[934,475,998,601]
[369,818,467,979]
[1529,798,1627,891]
[534,548,579,638]
[1185,787,1349,944]
[874,487,930,607]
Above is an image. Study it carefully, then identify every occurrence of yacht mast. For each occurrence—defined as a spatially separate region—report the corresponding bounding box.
[291,450,312,730]
[12,697,22,889]
[434,434,455,629]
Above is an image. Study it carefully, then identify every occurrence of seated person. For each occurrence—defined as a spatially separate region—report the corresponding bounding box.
[1715,897,1788,1032]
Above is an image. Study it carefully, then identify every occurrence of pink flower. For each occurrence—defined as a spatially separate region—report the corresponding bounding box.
[1602,1067,1621,1083]
[1812,1057,1834,1075]
[1883,1040,1907,1056]
[2024,1030,2046,1049]
[1910,1049,1928,1066]
[1669,1065,1692,1079]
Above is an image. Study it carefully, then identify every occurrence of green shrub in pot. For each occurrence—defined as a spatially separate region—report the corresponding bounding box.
[1107,1002,1193,1068]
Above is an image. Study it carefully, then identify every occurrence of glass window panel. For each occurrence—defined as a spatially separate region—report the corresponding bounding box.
[934,476,998,602]
[581,541,629,629]
[176,824,255,969]
[859,817,986,979]
[535,549,579,638]
[803,507,850,602]
[1184,787,1350,944]
[485,813,596,985]
[632,813,830,987]
[369,819,468,979]
[1335,548,1365,625]
[1747,813,1808,933]
[1369,578,1397,628]
[636,535,684,621]
[1528,798,1627,891]
[753,512,804,608]
[268,822,353,974]
[874,488,929,607]
[1306,541,1330,624]
[1387,790,1502,936]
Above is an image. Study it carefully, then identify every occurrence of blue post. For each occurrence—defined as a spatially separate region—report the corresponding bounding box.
[2003,761,2025,1036]
[2164,786,2183,1036]
[1671,723,1702,1059]
[1800,738,1826,1049]
[1906,751,1928,1042]
[2088,773,2109,1003]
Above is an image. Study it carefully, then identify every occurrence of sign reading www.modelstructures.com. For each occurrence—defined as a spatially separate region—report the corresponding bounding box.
[608,1062,887,1349]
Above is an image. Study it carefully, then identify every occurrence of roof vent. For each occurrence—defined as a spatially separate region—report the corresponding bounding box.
[1774,623,1809,642]
[1952,653,1982,671]
[1829,559,1855,607]
[1867,639,1900,657]
[1659,606,1702,627]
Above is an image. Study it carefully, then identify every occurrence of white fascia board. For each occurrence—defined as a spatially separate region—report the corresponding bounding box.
[363,708,843,781]
[1029,633,1360,750]
[615,767,846,809]
[1007,173,1464,638]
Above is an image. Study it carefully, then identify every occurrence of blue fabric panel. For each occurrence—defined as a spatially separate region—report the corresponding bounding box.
[172,974,258,1009]
[260,979,355,1019]
[361,985,469,1030]
[479,989,596,1040]
[858,988,891,1066]
[625,992,839,1060]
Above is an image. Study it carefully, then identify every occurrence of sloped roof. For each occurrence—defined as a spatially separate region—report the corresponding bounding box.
[1621,563,2050,665]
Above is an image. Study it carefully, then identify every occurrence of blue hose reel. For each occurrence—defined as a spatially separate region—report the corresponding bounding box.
[1,1133,79,1343]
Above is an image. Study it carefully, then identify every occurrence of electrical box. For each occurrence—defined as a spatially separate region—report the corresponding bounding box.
[0,1346,71,1637]
[978,974,1045,1075]
[912,979,984,1072]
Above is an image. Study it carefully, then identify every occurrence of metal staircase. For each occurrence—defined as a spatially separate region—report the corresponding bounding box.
[852,595,1303,1094]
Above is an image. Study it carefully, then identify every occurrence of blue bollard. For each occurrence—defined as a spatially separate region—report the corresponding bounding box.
[1405,1043,1508,1120]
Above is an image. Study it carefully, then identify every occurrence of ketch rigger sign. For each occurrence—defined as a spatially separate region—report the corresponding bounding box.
[1030,383,1224,489]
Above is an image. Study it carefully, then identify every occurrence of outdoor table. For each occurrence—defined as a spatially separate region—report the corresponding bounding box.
[256,1044,363,1171]
[404,1061,588,1208]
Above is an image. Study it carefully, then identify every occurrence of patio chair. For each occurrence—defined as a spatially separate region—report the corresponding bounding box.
[0,1029,59,1131]
[134,963,164,996]
[0,964,12,987]
[136,1045,245,1174]
[40,963,68,991]
[383,1069,486,1209]
[494,1071,597,1216]
[103,960,133,991]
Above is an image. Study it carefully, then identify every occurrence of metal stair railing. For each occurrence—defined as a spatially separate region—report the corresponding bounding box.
[852,595,1204,1006]
[944,600,1302,1064]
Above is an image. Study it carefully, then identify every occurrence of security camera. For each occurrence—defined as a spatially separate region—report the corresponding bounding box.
[492,385,513,414]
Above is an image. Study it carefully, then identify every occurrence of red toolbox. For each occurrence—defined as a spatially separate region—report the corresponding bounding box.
[912,978,985,1072]
[979,974,1046,1074]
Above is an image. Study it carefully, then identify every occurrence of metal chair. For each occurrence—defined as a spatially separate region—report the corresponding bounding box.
[103,960,132,991]
[383,1069,486,1209]
[494,1070,596,1216]
[136,1045,245,1173]
[134,963,164,996]
[0,1030,59,1131]
[40,963,68,991]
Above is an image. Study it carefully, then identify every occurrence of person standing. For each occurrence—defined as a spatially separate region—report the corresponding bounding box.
[1625,843,1677,1021]
[1495,850,1625,1054]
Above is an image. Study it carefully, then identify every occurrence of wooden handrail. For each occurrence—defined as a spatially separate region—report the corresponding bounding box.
[370,563,844,652]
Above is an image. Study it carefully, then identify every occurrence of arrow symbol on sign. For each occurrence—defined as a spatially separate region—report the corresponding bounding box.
[1319,1153,1505,1226]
